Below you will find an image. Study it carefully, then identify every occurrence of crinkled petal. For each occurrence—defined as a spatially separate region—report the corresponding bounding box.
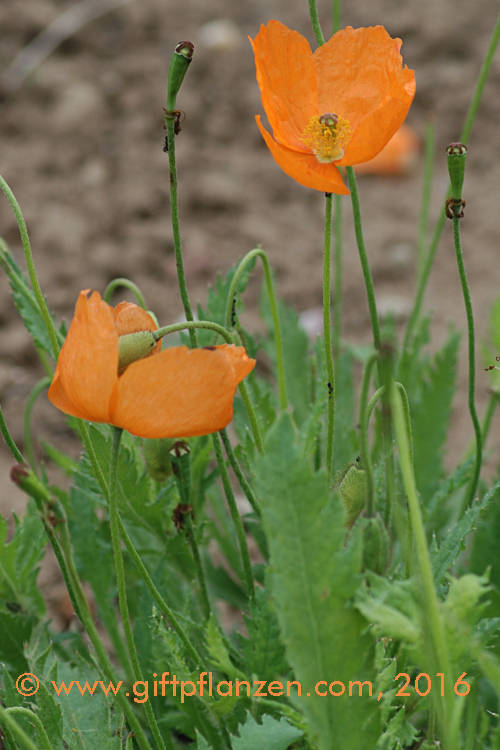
[314,26,415,164]
[109,345,256,439]
[251,20,318,151]
[256,116,349,194]
[48,290,118,422]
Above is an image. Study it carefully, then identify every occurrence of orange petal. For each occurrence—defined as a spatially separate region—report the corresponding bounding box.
[355,124,420,176]
[256,116,349,194]
[314,26,415,165]
[113,302,161,353]
[109,345,255,439]
[251,20,318,152]
[48,290,118,423]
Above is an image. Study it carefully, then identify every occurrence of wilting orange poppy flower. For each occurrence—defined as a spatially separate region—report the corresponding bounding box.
[48,290,255,439]
[251,21,415,193]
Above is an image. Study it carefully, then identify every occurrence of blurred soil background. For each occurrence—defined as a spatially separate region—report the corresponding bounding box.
[1,0,500,616]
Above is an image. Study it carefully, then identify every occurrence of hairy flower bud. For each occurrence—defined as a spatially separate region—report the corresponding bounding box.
[339,464,367,527]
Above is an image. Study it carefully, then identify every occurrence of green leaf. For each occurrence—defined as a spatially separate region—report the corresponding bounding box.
[432,480,500,585]
[0,244,60,355]
[232,713,303,750]
[410,330,460,501]
[0,505,46,617]
[470,481,500,594]
[255,413,380,750]
[238,587,288,681]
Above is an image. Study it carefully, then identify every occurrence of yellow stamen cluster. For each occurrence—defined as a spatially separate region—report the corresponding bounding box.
[301,113,351,163]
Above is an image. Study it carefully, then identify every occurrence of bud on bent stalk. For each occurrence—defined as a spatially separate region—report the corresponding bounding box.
[166,41,194,111]
[339,464,367,527]
[118,331,156,374]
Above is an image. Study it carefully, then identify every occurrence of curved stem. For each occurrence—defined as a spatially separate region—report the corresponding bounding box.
[213,433,254,599]
[452,217,482,510]
[0,175,60,358]
[225,248,287,410]
[103,278,147,308]
[0,403,25,463]
[358,353,378,516]
[391,383,453,746]
[107,427,167,750]
[322,194,336,481]
[165,118,196,347]
[23,376,51,473]
[4,707,52,750]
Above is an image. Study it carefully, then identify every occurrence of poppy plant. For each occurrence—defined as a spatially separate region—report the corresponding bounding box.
[251,21,416,193]
[48,290,255,438]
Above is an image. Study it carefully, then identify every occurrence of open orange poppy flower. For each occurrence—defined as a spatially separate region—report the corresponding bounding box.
[48,290,255,439]
[251,21,416,193]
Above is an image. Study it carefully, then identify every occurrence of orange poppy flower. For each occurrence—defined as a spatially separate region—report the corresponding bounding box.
[251,21,415,193]
[48,290,255,439]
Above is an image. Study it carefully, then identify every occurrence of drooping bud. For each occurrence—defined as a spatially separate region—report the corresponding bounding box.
[360,514,391,574]
[143,438,176,481]
[339,464,367,527]
[166,41,194,111]
[446,142,467,200]
[118,331,156,375]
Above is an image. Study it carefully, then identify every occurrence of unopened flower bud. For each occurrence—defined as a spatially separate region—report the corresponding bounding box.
[339,464,367,527]
[167,40,194,111]
[118,331,156,374]
[446,142,467,200]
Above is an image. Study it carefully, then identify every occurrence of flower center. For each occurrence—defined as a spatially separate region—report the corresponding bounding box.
[301,113,351,163]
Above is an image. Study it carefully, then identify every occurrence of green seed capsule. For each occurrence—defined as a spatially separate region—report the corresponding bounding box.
[446,142,467,200]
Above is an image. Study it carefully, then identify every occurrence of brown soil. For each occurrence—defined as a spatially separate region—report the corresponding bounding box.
[1,0,500,522]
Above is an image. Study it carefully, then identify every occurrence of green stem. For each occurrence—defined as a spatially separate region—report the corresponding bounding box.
[0,706,40,750]
[331,0,341,33]
[477,391,498,453]
[402,12,500,355]
[417,121,436,280]
[220,429,260,516]
[103,278,147,308]
[0,403,25,463]
[323,194,336,480]
[0,175,60,358]
[23,376,51,472]
[345,167,381,349]
[391,383,453,743]
[213,433,254,599]
[358,353,378,515]
[308,0,326,45]
[117,515,204,667]
[4,707,52,750]
[452,217,482,510]
[185,514,211,619]
[225,247,287,410]
[165,118,196,347]
[332,194,343,361]
[107,427,167,750]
